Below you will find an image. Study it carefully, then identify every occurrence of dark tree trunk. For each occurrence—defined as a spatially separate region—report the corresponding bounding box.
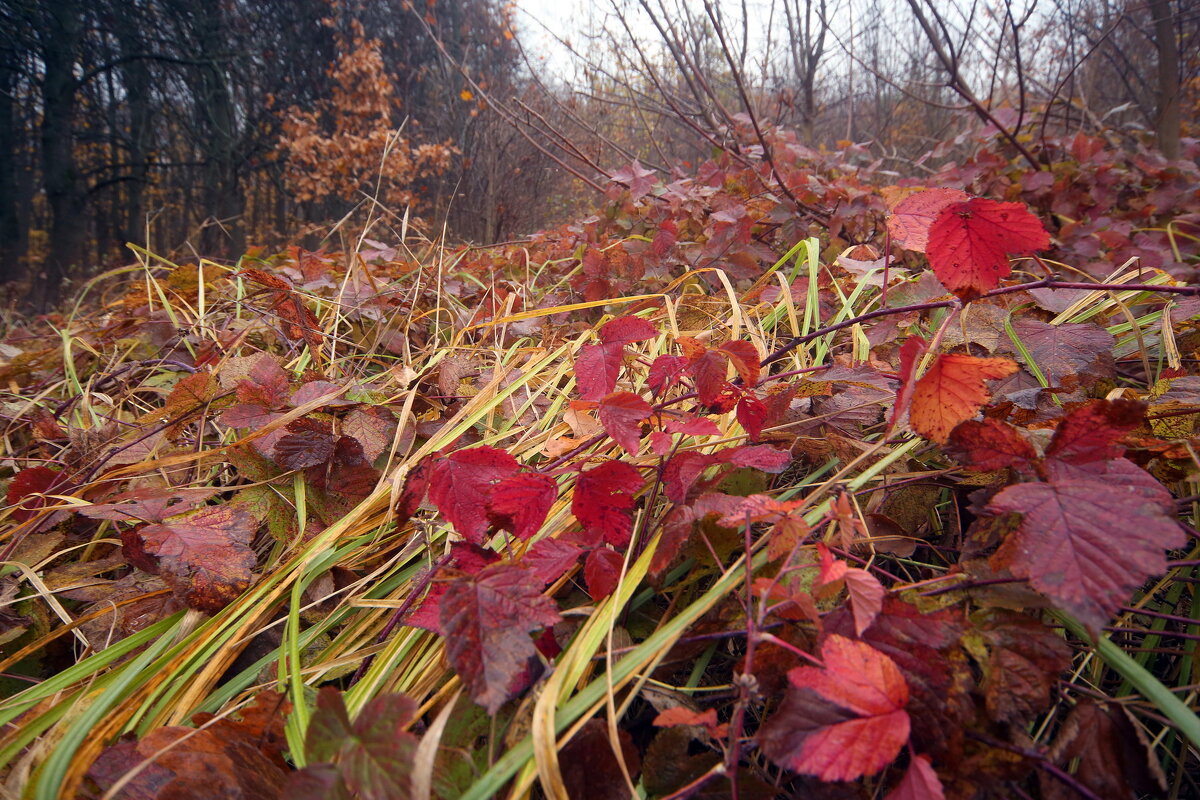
[0,35,22,285]
[1150,0,1181,160]
[36,0,85,310]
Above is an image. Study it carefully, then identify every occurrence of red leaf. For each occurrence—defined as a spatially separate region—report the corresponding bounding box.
[488,472,557,540]
[650,505,696,578]
[597,391,652,454]
[299,688,418,798]
[7,467,68,521]
[599,315,658,346]
[1045,399,1144,465]
[844,569,886,637]
[946,418,1038,472]
[662,451,719,504]
[575,342,624,401]
[648,354,688,395]
[687,349,730,405]
[719,340,761,386]
[235,353,291,408]
[440,564,561,713]
[429,446,521,544]
[884,754,945,800]
[716,444,790,472]
[83,487,222,523]
[889,336,928,431]
[887,188,971,252]
[131,505,257,613]
[926,198,1050,300]
[653,707,719,729]
[665,416,721,436]
[1009,319,1115,387]
[989,458,1184,632]
[736,394,768,440]
[524,538,583,584]
[715,494,805,528]
[572,460,643,547]
[584,547,624,600]
[650,219,678,257]
[760,635,910,781]
[909,354,1017,443]
[274,417,335,470]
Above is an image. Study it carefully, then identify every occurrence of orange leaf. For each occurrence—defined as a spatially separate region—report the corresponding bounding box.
[909,354,1017,443]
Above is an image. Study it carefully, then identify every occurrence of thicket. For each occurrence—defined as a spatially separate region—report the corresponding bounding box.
[0,117,1197,798]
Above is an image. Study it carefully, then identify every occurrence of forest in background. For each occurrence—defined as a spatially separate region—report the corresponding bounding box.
[0,0,1196,310]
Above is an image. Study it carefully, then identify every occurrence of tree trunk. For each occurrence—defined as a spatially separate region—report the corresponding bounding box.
[0,35,22,285]
[1150,0,1181,160]
[36,1,85,310]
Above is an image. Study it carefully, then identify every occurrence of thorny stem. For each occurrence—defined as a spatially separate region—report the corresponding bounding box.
[762,277,1200,367]
[964,730,1103,800]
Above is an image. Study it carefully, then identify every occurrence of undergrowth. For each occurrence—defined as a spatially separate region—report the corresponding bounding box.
[0,129,1199,800]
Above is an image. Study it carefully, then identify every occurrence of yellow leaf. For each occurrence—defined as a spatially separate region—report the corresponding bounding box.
[460,89,474,101]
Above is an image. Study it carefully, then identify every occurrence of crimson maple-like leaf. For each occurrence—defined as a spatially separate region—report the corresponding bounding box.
[759,634,910,781]
[487,472,557,540]
[736,394,768,441]
[428,446,520,543]
[887,188,971,252]
[7,466,68,522]
[598,315,658,346]
[597,391,652,454]
[926,198,1050,300]
[574,342,624,401]
[1044,398,1144,465]
[523,537,584,584]
[884,754,945,800]
[440,564,561,713]
[716,443,790,472]
[130,505,257,613]
[665,416,721,436]
[584,547,624,600]
[946,418,1038,473]
[648,354,689,395]
[687,347,730,405]
[572,460,643,546]
[909,354,1017,443]
[988,458,1184,632]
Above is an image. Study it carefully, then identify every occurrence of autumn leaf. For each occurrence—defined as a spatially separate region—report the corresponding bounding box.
[598,315,658,346]
[1044,398,1145,465]
[572,459,643,546]
[925,198,1050,300]
[887,188,971,252]
[719,340,761,386]
[487,472,557,541]
[85,692,291,800]
[583,547,624,600]
[296,687,418,800]
[946,418,1038,472]
[7,466,68,522]
[971,609,1071,723]
[989,458,1184,632]
[440,564,561,713]
[909,354,1017,443]
[82,486,222,523]
[597,391,652,454]
[574,342,624,401]
[885,754,945,800]
[888,336,927,432]
[648,354,689,395]
[428,446,520,543]
[759,634,910,781]
[128,504,257,613]
[736,394,768,440]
